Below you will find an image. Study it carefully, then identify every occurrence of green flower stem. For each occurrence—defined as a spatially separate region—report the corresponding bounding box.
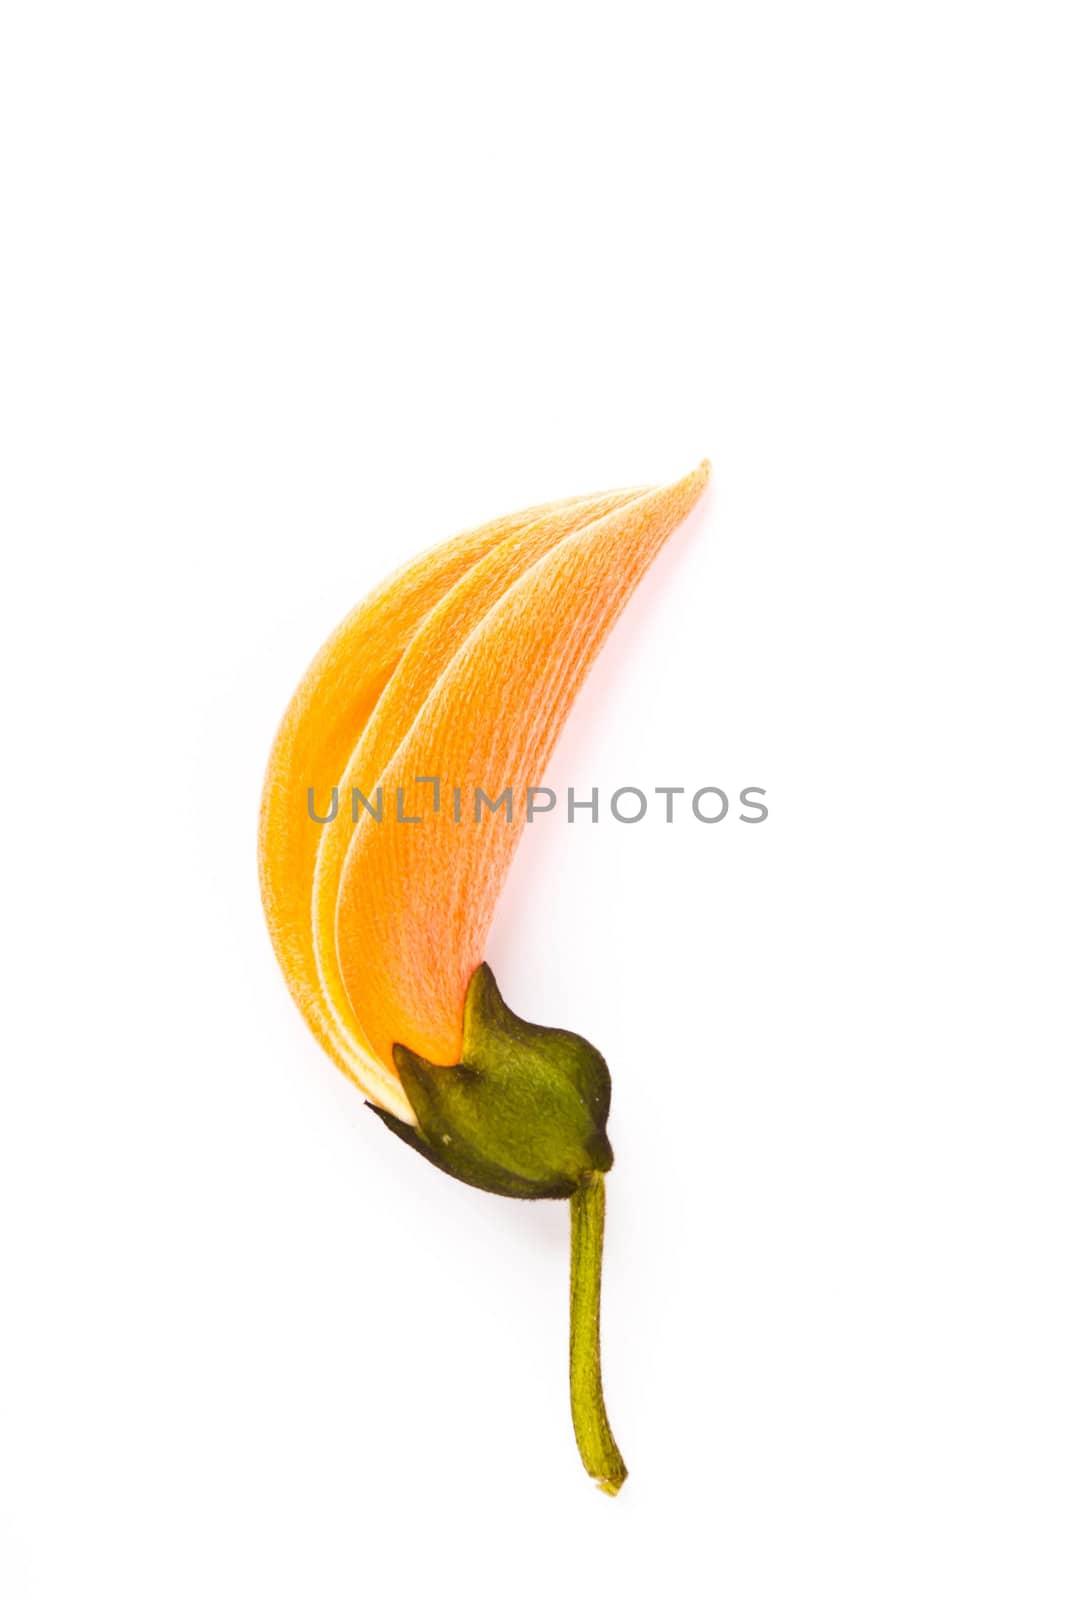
[569,1170,627,1495]
[381,966,625,1489]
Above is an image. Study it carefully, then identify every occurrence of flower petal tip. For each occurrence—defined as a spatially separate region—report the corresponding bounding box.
[687,457,712,493]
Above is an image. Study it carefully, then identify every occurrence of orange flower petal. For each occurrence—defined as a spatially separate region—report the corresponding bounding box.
[334,463,710,1072]
[259,488,647,1117]
[309,487,649,1094]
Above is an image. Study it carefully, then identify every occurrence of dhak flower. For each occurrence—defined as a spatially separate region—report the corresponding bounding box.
[259,462,710,1491]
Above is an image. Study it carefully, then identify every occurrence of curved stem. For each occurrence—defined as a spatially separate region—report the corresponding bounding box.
[569,1170,627,1494]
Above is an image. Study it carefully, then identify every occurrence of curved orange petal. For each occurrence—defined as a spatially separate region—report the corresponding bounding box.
[335,462,710,1071]
[259,488,644,1117]
[309,487,648,1084]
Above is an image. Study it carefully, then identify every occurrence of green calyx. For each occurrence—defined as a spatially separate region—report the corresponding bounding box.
[369,963,614,1200]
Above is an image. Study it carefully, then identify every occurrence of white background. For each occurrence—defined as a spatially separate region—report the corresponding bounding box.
[2,3,1064,1596]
